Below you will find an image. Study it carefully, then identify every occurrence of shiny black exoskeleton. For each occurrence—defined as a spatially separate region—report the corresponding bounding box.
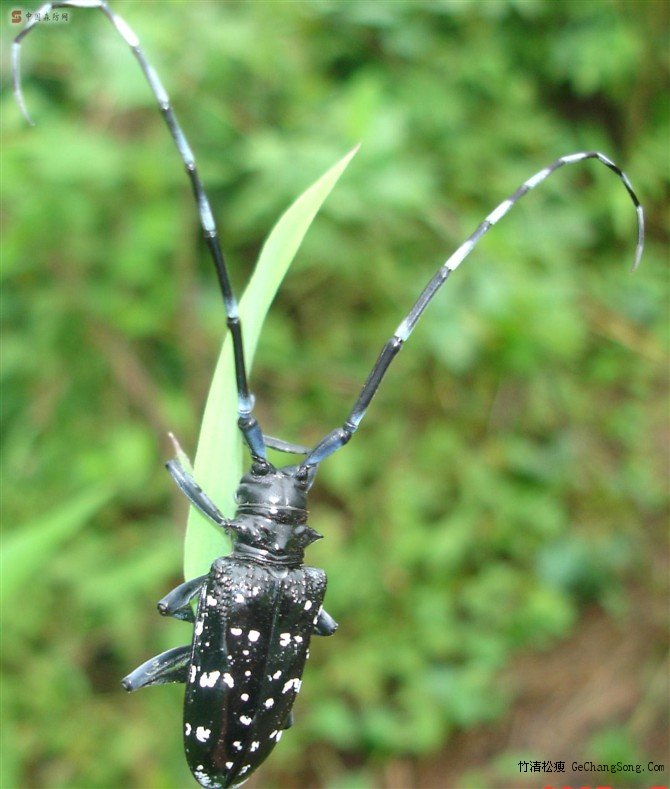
[14,2,644,788]
[122,460,337,789]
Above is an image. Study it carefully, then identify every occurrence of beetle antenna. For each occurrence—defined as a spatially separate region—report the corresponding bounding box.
[12,0,268,461]
[301,151,645,468]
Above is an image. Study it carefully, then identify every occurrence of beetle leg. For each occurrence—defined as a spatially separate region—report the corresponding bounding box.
[122,645,191,692]
[313,607,338,636]
[166,458,229,528]
[157,575,207,623]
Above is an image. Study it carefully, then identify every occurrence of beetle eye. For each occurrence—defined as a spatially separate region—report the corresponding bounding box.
[252,460,270,477]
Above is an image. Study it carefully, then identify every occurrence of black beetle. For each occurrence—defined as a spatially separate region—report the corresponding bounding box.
[122,458,337,788]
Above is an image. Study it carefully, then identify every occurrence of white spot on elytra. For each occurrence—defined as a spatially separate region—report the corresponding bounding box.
[199,670,220,688]
[250,741,259,752]
[279,633,291,646]
[206,595,217,607]
[239,715,252,726]
[245,670,251,677]
[269,730,278,739]
[194,769,215,789]
[233,741,242,751]
[240,766,250,775]
[241,693,249,701]
[273,670,282,679]
[275,730,283,742]
[264,698,274,708]
[304,600,312,610]
[194,620,204,636]
[230,627,242,636]
[294,635,303,644]
[189,665,197,683]
[282,677,303,694]
[225,762,234,770]
[222,672,234,688]
[195,726,211,742]
[248,630,260,642]
[184,723,192,736]
[234,593,244,603]
[243,649,250,656]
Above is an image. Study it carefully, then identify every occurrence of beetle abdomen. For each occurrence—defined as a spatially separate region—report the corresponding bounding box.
[184,557,326,788]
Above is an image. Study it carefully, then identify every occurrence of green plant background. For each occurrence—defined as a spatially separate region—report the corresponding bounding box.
[2,1,667,788]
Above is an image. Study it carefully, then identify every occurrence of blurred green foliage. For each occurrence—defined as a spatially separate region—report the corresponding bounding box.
[2,1,667,788]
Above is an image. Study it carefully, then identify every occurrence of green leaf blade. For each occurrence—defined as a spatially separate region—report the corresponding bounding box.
[183,145,359,580]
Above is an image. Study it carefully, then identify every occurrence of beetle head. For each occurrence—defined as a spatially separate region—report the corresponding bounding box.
[230,461,321,561]
[235,460,317,515]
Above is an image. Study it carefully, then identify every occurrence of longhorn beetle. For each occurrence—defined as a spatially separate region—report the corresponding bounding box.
[14,2,645,788]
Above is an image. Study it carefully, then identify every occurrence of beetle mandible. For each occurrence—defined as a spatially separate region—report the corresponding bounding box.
[13,2,644,788]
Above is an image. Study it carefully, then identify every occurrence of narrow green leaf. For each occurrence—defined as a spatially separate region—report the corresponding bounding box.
[183,145,359,580]
[2,487,111,599]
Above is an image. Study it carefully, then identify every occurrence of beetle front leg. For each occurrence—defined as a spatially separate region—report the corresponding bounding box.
[313,607,338,636]
[166,458,229,528]
[158,575,207,623]
[122,644,192,692]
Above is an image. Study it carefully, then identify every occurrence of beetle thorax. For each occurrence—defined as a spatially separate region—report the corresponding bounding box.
[230,462,322,565]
